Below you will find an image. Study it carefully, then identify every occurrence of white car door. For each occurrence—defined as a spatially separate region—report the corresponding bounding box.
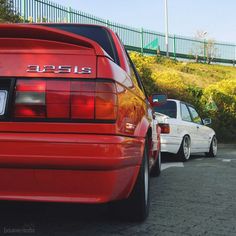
[179,103,197,149]
[187,105,209,151]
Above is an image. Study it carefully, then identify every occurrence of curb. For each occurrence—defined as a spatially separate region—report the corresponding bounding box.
[218,144,236,149]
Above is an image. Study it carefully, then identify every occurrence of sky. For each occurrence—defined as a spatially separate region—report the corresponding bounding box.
[54,0,236,43]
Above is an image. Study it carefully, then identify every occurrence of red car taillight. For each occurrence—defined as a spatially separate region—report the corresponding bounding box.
[159,123,170,134]
[47,80,70,119]
[95,82,118,120]
[15,80,46,118]
[14,79,117,121]
[71,81,95,120]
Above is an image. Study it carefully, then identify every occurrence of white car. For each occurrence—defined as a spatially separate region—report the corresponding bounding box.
[153,99,217,161]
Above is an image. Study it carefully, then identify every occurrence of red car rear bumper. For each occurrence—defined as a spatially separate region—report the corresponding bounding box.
[0,133,144,203]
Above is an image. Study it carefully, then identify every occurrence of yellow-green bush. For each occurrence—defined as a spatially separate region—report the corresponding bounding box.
[130,52,236,142]
[152,71,192,101]
[130,52,158,95]
[201,80,236,141]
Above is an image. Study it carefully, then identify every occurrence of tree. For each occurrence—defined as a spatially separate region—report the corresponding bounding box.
[0,0,22,23]
[205,39,218,64]
[191,30,218,64]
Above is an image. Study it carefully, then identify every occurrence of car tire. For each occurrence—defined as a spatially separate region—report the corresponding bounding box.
[110,139,150,222]
[177,135,191,162]
[205,136,217,157]
[150,151,161,177]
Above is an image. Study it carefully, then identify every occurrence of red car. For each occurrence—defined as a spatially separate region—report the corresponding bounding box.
[0,24,161,221]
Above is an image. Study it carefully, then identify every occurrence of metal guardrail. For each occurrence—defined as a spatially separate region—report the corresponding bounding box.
[13,0,236,65]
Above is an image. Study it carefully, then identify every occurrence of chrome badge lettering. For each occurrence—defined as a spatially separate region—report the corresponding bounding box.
[27,65,92,74]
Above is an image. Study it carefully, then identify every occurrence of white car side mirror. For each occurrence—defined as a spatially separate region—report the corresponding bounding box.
[203,118,212,126]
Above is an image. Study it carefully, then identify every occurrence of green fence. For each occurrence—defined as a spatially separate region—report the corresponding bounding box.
[13,0,236,65]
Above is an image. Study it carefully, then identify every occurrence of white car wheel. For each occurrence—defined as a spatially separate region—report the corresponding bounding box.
[205,136,217,157]
[177,135,191,161]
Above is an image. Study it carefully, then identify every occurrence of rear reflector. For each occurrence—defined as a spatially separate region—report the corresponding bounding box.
[14,79,117,121]
[159,123,170,134]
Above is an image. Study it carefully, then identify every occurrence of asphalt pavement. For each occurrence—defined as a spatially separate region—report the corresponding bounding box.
[0,144,235,236]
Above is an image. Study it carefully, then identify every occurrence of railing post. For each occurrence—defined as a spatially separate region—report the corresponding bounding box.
[173,35,176,60]
[234,45,236,67]
[67,6,72,23]
[106,20,110,28]
[21,0,26,22]
[140,28,144,54]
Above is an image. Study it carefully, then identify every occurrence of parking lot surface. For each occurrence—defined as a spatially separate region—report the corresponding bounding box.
[0,144,235,236]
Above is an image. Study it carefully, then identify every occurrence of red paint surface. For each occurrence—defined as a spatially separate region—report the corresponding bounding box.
[0,23,160,203]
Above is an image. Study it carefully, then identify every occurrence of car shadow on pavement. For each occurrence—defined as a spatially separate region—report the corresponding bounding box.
[0,201,138,236]
[161,153,206,163]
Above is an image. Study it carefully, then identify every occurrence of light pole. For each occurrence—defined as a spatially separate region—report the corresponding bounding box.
[164,0,169,57]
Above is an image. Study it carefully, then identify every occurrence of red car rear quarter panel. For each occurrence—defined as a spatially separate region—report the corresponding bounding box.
[97,56,150,138]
